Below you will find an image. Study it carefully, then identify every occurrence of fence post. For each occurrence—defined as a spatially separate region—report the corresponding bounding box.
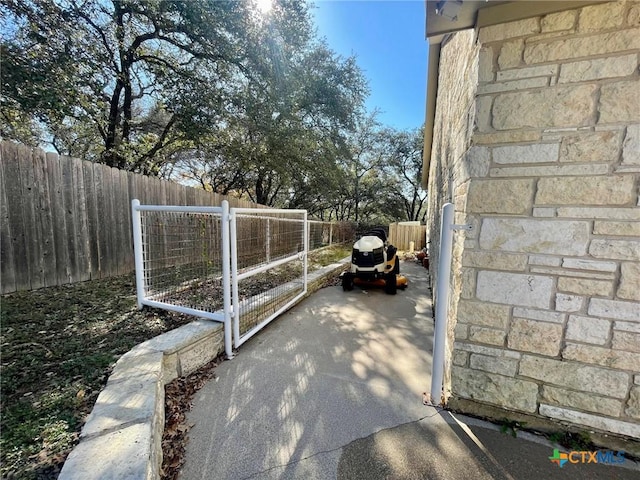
[230,208,240,349]
[266,218,271,263]
[131,199,144,310]
[329,222,333,246]
[221,200,233,359]
[303,211,308,293]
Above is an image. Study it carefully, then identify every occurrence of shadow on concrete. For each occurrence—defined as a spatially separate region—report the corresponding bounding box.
[180,260,434,480]
[179,260,639,480]
[337,409,639,480]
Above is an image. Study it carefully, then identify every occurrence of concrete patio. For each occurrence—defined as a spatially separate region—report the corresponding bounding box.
[179,260,639,479]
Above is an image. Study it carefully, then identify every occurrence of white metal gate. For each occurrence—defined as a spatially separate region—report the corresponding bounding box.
[131,200,307,358]
[230,208,307,348]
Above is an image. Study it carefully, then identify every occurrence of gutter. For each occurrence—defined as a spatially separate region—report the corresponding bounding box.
[422,41,441,190]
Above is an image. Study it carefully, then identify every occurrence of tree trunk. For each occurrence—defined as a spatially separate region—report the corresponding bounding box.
[104,3,127,168]
[255,171,267,205]
[103,80,123,167]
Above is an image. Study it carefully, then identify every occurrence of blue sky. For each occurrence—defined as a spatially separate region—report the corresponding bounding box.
[311,0,428,131]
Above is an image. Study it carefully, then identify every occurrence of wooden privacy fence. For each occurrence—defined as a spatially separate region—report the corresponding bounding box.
[0,141,260,294]
[388,222,426,251]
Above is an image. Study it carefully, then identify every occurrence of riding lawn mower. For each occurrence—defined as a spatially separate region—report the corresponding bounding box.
[341,228,408,295]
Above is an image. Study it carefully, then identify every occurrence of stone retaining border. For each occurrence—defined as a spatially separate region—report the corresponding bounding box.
[59,259,349,480]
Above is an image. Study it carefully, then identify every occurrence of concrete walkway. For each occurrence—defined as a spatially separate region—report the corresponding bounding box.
[179,261,639,480]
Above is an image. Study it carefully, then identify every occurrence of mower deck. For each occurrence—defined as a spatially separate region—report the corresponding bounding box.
[353,275,408,289]
[344,273,408,291]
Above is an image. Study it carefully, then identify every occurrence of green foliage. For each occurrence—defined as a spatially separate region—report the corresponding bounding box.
[548,430,595,451]
[0,1,268,169]
[1,0,368,179]
[2,0,425,225]
[167,5,369,207]
[307,113,426,225]
[499,418,527,438]
[383,126,428,222]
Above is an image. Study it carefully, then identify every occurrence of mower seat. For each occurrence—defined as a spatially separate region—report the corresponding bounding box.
[387,244,397,259]
[366,228,387,243]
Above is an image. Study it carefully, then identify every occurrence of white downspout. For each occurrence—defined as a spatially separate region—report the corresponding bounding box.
[430,202,471,405]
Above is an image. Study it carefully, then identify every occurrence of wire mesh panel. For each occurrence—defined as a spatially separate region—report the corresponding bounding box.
[236,259,304,339]
[308,221,330,250]
[307,220,356,250]
[231,208,307,347]
[132,200,311,357]
[331,222,356,244]
[234,215,305,270]
[140,210,223,313]
[308,220,355,250]
[132,200,233,358]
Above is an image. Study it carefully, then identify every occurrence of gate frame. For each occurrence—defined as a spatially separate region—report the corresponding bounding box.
[132,200,309,358]
[230,207,308,348]
[132,199,234,358]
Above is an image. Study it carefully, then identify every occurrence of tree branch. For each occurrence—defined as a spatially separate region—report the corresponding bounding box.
[134,114,177,169]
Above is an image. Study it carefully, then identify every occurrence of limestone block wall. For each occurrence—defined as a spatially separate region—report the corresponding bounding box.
[428,0,640,439]
[426,29,480,393]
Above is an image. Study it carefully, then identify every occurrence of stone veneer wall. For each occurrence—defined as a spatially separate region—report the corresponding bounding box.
[426,28,479,394]
[427,0,640,439]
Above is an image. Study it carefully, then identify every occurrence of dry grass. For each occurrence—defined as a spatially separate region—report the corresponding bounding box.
[1,274,193,479]
[0,244,350,479]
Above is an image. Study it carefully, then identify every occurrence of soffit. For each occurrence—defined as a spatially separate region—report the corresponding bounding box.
[425,0,606,44]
